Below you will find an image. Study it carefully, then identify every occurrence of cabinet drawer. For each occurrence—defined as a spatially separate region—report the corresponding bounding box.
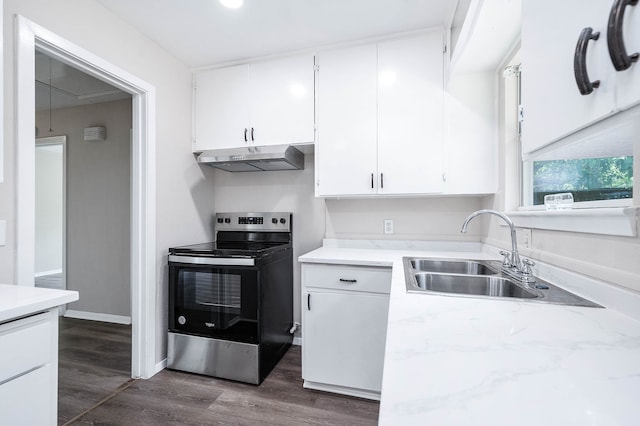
[0,312,54,383]
[0,364,53,425]
[303,264,391,294]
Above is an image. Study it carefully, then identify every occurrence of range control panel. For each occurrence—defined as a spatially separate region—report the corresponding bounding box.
[214,212,292,232]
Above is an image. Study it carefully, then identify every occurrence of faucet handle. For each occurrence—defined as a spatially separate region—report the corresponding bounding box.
[499,250,511,267]
[522,258,535,275]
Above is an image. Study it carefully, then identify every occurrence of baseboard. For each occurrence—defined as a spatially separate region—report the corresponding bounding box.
[34,269,63,277]
[153,358,167,377]
[292,336,302,346]
[64,309,132,325]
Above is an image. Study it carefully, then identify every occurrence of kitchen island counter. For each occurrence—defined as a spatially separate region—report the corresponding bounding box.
[299,241,640,425]
[0,283,78,323]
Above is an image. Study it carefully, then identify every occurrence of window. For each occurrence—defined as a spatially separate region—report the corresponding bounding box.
[521,92,636,209]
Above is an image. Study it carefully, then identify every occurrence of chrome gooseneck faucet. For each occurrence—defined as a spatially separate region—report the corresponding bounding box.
[460,209,534,283]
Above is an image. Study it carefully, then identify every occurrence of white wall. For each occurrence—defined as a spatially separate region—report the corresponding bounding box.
[35,143,63,274]
[326,197,490,240]
[36,99,132,317]
[1,0,216,364]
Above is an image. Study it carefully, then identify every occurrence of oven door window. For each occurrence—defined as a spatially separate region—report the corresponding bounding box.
[170,265,259,343]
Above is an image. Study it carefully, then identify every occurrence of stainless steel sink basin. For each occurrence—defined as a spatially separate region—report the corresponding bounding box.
[413,273,537,299]
[410,259,497,275]
[403,257,602,307]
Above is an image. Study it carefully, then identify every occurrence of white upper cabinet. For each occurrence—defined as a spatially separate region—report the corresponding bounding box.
[613,1,640,110]
[194,64,250,150]
[377,34,444,195]
[316,44,379,196]
[522,0,640,154]
[316,31,444,197]
[193,53,315,152]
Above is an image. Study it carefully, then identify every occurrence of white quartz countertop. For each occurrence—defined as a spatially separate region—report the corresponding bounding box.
[0,284,78,323]
[299,242,640,425]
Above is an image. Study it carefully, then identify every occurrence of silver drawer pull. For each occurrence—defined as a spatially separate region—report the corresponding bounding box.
[339,278,357,283]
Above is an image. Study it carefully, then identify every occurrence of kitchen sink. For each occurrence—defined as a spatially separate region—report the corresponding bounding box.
[410,259,497,275]
[413,273,537,299]
[403,257,602,307]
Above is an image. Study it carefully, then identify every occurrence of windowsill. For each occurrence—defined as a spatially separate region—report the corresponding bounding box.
[504,206,639,237]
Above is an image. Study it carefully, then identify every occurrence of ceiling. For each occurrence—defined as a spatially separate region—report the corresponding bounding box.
[35,51,131,112]
[95,0,457,68]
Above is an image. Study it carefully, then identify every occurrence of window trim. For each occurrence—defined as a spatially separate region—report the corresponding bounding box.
[505,206,638,237]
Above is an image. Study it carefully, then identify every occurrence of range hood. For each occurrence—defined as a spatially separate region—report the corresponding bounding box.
[196,144,304,172]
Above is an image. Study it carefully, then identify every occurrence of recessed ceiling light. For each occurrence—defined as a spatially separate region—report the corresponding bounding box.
[219,0,243,9]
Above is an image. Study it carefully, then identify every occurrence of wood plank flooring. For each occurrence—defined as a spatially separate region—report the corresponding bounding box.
[59,318,379,425]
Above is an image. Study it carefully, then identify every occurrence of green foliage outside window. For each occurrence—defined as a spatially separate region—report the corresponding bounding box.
[532,156,633,204]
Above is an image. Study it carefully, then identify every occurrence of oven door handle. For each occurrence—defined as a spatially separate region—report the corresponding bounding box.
[168,255,255,267]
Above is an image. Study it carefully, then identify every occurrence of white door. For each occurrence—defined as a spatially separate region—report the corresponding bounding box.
[302,291,389,392]
[194,64,250,151]
[377,32,444,194]
[316,44,378,196]
[521,0,615,154]
[249,54,315,146]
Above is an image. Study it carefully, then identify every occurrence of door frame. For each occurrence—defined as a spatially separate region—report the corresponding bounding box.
[15,16,158,379]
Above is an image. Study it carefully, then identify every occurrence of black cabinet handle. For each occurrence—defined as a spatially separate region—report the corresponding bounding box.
[608,0,639,71]
[380,173,384,189]
[251,127,255,141]
[244,128,248,142]
[574,27,601,95]
[371,173,374,189]
[339,278,357,283]
[307,293,311,310]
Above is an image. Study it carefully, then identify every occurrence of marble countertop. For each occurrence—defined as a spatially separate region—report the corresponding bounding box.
[0,284,78,323]
[298,240,640,425]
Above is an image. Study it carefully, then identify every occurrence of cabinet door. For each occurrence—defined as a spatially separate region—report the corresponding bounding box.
[194,64,250,151]
[521,0,615,154]
[377,32,444,194]
[302,290,389,392]
[316,44,378,196]
[614,2,640,110]
[249,54,315,146]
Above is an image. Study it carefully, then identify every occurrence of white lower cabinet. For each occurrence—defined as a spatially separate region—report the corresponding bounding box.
[301,263,391,400]
[0,310,58,425]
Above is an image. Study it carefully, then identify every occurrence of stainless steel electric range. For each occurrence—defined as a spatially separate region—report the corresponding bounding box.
[167,212,293,385]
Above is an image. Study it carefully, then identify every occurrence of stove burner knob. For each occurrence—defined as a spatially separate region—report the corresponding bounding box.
[280,218,286,224]
[224,218,231,224]
[178,315,186,325]
[272,218,278,224]
[217,218,223,223]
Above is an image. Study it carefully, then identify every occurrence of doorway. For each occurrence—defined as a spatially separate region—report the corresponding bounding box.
[34,136,66,295]
[16,16,158,379]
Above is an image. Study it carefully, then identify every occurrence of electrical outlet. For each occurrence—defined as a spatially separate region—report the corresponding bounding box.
[383,219,394,234]
[519,228,532,248]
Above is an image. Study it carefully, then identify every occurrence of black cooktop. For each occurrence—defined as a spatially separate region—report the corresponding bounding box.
[169,240,291,258]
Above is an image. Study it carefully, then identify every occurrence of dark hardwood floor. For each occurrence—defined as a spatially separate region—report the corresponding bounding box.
[58,318,379,425]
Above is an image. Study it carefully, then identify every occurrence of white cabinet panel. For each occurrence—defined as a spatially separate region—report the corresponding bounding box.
[521,0,616,154]
[0,310,58,426]
[614,3,640,110]
[301,263,391,399]
[0,364,53,426]
[316,31,444,197]
[316,44,378,196]
[194,64,249,151]
[194,54,315,152]
[250,54,315,146]
[303,291,389,393]
[377,33,444,194]
[0,316,53,383]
